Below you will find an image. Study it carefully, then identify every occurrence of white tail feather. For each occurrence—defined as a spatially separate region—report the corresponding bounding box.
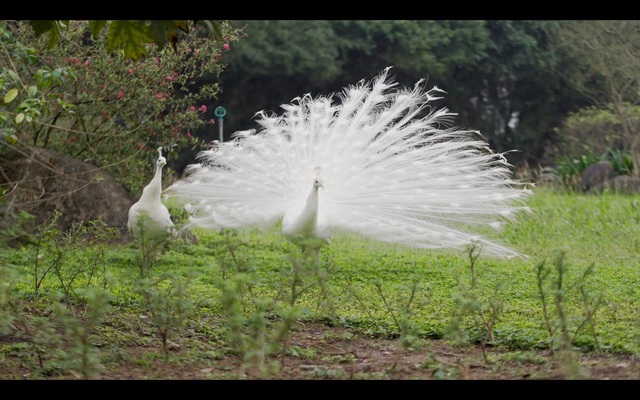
[166,67,532,258]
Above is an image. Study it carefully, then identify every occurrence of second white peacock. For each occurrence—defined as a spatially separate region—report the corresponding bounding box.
[166,67,533,259]
[127,146,176,242]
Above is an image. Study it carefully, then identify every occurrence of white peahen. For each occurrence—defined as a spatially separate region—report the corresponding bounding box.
[166,67,533,259]
[127,146,176,243]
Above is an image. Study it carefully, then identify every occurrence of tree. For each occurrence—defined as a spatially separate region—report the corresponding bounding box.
[553,20,640,177]
[28,20,225,61]
[1,20,242,195]
[216,20,580,169]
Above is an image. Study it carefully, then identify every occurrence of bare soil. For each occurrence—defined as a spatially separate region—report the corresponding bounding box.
[2,321,639,381]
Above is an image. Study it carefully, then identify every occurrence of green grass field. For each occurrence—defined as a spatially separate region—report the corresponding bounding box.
[2,188,640,378]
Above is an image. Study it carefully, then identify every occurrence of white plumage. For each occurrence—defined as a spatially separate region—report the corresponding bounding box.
[128,146,176,242]
[167,67,532,258]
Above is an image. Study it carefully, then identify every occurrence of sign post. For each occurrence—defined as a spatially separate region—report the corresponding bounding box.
[214,106,226,143]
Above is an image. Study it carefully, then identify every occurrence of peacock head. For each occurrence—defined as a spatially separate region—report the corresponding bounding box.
[156,146,167,167]
[314,166,324,189]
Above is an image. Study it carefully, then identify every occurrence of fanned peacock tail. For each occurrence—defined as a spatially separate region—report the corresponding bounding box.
[166,67,533,258]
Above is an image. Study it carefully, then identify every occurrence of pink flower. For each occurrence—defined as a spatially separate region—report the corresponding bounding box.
[151,131,157,136]
[186,132,192,138]
[128,68,136,74]
[155,57,160,64]
[223,43,230,51]
[166,75,173,82]
[194,49,200,55]
[199,105,207,113]
[156,93,164,99]
[189,106,196,112]
[118,91,124,100]
[209,119,216,125]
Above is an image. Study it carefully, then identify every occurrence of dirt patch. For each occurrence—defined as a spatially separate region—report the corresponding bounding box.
[2,321,639,380]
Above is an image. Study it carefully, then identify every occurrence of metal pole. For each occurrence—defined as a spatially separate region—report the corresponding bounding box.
[215,106,227,143]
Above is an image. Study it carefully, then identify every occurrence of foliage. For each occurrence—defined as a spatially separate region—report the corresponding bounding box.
[1,189,640,378]
[551,104,640,167]
[542,148,634,191]
[445,242,504,363]
[218,20,582,168]
[135,275,194,357]
[29,20,225,61]
[552,20,640,178]
[1,20,242,195]
[0,187,36,247]
[541,152,603,191]
[53,288,111,379]
[23,210,118,302]
[535,253,603,353]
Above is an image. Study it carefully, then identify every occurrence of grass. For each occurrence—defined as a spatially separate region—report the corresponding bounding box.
[1,187,640,379]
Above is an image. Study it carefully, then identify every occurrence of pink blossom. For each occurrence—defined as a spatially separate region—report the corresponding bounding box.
[166,75,173,82]
[194,49,200,55]
[223,43,230,51]
[118,91,124,100]
[209,119,216,125]
[189,106,196,112]
[199,105,207,113]
[155,57,160,64]
[186,132,192,138]
[128,68,136,74]
[151,131,157,136]
[156,93,164,99]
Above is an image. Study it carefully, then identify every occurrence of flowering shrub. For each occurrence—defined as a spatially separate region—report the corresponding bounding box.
[1,21,243,194]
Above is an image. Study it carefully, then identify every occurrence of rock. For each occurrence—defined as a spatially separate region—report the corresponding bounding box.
[581,161,615,192]
[0,147,136,243]
[587,175,640,194]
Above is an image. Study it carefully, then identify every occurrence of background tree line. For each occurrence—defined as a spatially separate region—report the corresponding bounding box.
[212,20,640,180]
[3,20,640,196]
[214,20,588,170]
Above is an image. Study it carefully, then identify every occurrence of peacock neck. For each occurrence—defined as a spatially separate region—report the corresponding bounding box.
[301,183,320,227]
[142,164,163,201]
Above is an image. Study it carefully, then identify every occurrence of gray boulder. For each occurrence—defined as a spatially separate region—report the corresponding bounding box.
[588,175,640,194]
[581,161,615,192]
[1,147,136,243]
